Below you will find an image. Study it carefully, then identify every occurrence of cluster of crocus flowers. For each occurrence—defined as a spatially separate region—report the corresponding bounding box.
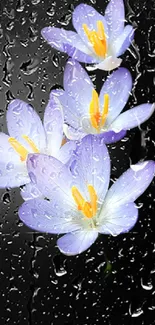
[0,0,155,256]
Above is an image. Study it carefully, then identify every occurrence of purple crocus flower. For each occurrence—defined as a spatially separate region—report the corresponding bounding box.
[19,135,155,256]
[50,59,155,143]
[41,1,134,71]
[0,95,75,194]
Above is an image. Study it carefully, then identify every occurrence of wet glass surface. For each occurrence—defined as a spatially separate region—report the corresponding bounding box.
[0,0,155,324]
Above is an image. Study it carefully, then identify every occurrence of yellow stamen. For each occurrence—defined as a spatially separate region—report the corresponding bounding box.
[83,20,107,57]
[100,94,109,127]
[87,185,98,216]
[89,89,101,130]
[8,137,29,161]
[72,185,98,219]
[8,135,39,162]
[89,91,109,130]
[97,20,105,40]
[22,135,39,153]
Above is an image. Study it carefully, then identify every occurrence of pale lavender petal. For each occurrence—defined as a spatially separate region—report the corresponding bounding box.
[57,230,98,255]
[89,56,122,71]
[99,68,132,126]
[63,124,86,141]
[105,0,125,40]
[99,202,138,235]
[19,199,81,234]
[99,130,126,144]
[56,140,77,164]
[0,133,29,188]
[72,3,108,48]
[41,27,96,63]
[7,99,46,151]
[50,89,81,130]
[27,153,76,204]
[112,25,135,57]
[104,161,155,206]
[110,103,155,132]
[70,135,110,203]
[43,93,64,155]
[64,59,94,114]
[21,183,43,201]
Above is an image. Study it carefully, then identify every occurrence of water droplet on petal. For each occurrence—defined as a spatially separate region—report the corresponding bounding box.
[6,162,14,170]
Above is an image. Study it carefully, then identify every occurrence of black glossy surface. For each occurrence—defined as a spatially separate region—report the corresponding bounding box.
[0,0,155,324]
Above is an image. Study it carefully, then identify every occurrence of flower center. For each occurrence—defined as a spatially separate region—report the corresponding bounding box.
[89,89,109,131]
[8,135,39,161]
[83,20,107,58]
[72,184,98,219]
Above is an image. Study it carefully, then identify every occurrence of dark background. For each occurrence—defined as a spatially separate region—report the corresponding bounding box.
[0,0,155,324]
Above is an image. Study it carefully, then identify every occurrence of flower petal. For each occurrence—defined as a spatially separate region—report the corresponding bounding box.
[112,25,135,57]
[56,140,77,164]
[99,68,132,125]
[41,27,95,63]
[63,124,85,141]
[20,183,43,201]
[104,161,155,206]
[99,130,126,144]
[50,89,81,130]
[57,230,98,255]
[110,103,155,132]
[7,99,46,151]
[72,3,108,48]
[105,0,125,40]
[19,199,81,234]
[63,59,94,114]
[0,133,29,188]
[99,202,138,235]
[27,153,75,204]
[43,93,64,155]
[70,135,110,203]
[88,56,122,71]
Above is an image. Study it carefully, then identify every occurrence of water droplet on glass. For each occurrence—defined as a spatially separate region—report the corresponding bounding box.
[31,0,41,4]
[141,278,153,290]
[20,58,39,75]
[47,7,55,17]
[2,192,11,204]
[52,255,67,277]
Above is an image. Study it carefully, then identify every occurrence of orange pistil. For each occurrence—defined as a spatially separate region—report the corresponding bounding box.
[83,20,107,57]
[89,90,109,131]
[72,184,98,219]
[8,135,39,162]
